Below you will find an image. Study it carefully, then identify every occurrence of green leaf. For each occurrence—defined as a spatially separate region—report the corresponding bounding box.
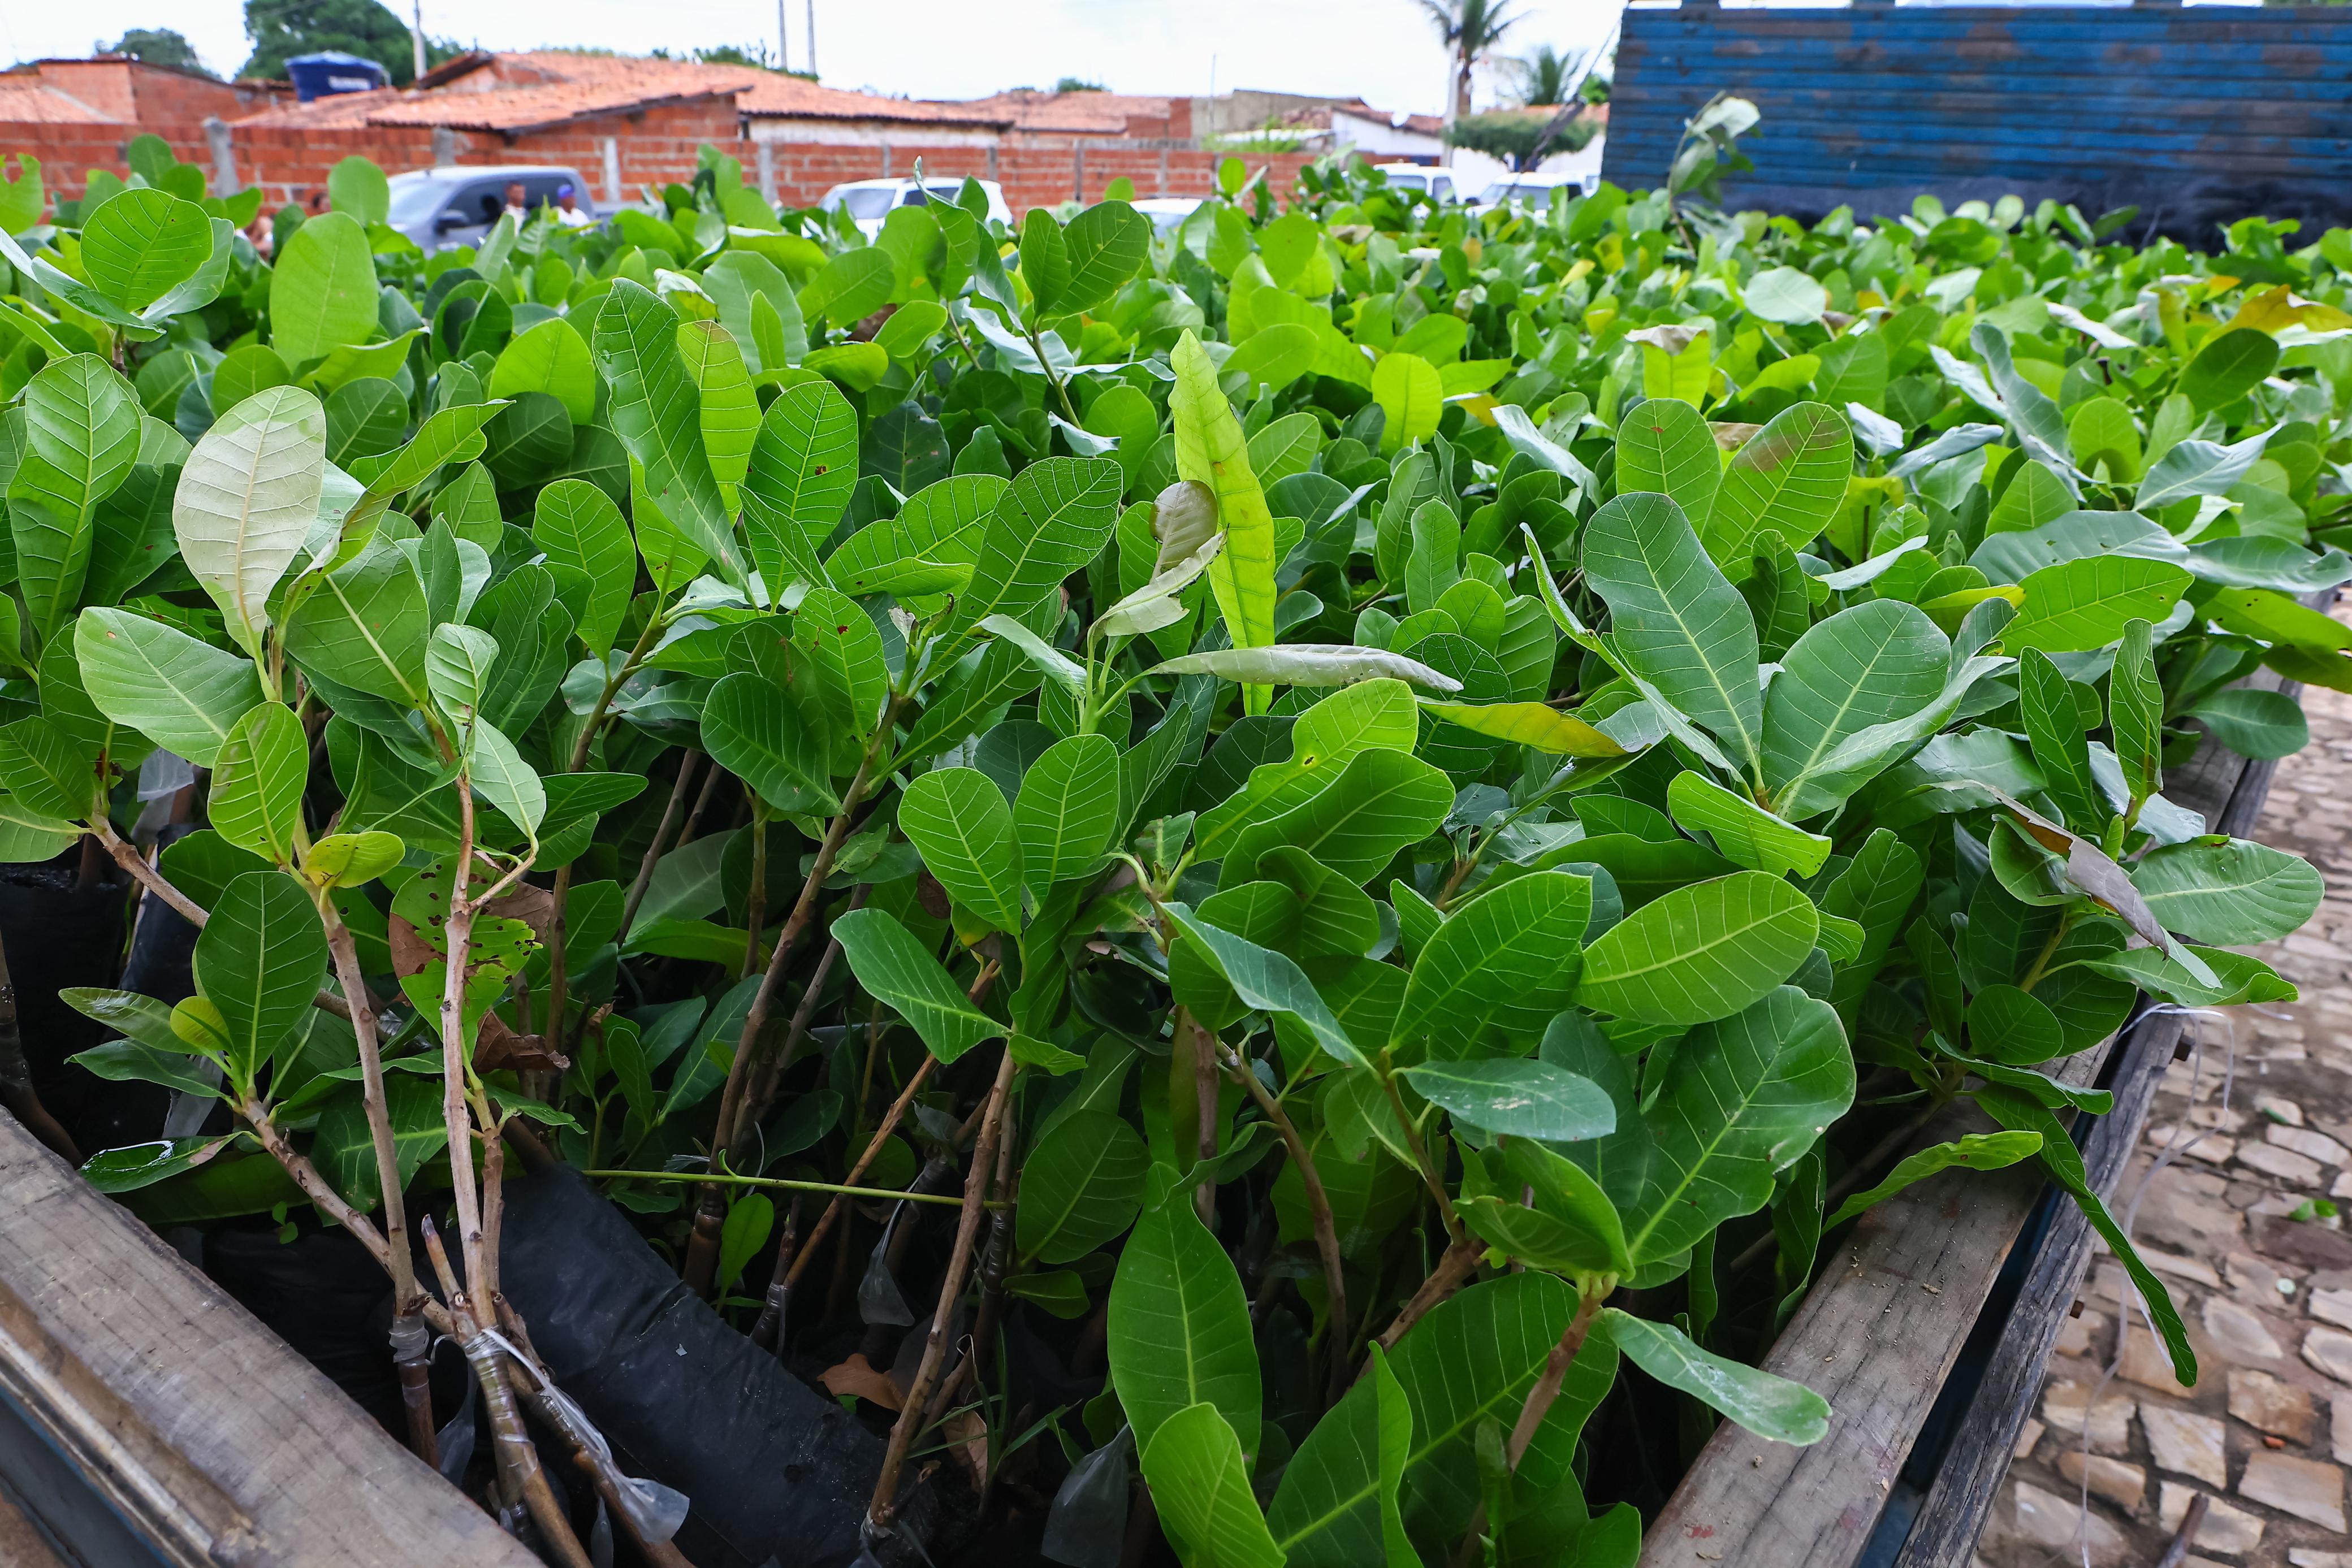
[1582,493,1762,770]
[1419,700,1626,757]
[1614,396,1720,525]
[468,721,543,838]
[1109,1188,1262,1459]
[1166,902,1362,1068]
[1743,266,1828,325]
[741,379,857,598]
[1701,401,1851,569]
[1016,1109,1149,1264]
[2006,556,2190,655]
[324,156,390,227]
[1268,1345,1417,1568]
[489,318,596,424]
[304,831,404,890]
[1402,1059,1612,1141]
[899,766,1024,932]
[1977,1087,2195,1385]
[716,1192,775,1294]
[949,456,1122,642]
[1224,747,1454,886]
[2131,838,2324,945]
[1759,599,1949,814]
[1598,1309,1830,1444]
[2110,618,2163,804]
[74,607,264,767]
[0,716,93,820]
[209,701,308,865]
[1014,733,1121,899]
[1967,983,2065,1064]
[314,1074,446,1215]
[677,319,759,491]
[80,188,213,315]
[1371,352,1443,455]
[2018,648,2102,833]
[427,623,498,729]
[2180,327,2280,413]
[1141,1405,1287,1568]
[833,907,1005,1064]
[2081,943,2297,1008]
[1170,331,1280,691]
[175,385,326,660]
[269,213,379,366]
[1151,644,1461,692]
[12,354,140,640]
[1578,873,1820,1026]
[2135,428,2271,512]
[1392,872,1589,1054]
[1387,1273,1615,1551]
[532,480,634,654]
[593,280,743,584]
[798,247,895,329]
[2190,688,2308,761]
[701,672,835,815]
[281,537,430,707]
[1058,201,1151,315]
[1666,772,1831,878]
[1622,986,1853,1264]
[195,870,329,1090]
[1824,1130,2044,1228]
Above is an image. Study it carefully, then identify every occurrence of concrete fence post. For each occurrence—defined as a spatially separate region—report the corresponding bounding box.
[202,117,237,197]
[1073,144,1085,203]
[602,136,622,204]
[431,126,457,167]
[756,138,776,202]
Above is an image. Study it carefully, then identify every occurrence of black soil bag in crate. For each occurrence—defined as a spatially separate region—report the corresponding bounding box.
[0,856,133,1152]
[498,1161,933,1568]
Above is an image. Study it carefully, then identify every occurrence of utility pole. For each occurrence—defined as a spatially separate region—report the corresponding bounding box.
[805,0,816,78]
[777,0,790,72]
[410,0,426,83]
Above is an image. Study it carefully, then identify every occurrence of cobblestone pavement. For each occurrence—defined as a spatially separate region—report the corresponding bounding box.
[1981,655,2352,1567]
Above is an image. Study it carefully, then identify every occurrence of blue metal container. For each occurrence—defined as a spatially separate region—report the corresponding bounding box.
[286,50,388,102]
[1603,5,2352,236]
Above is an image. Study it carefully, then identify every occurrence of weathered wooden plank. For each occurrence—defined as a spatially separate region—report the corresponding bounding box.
[1884,669,2296,1565]
[1635,1053,2105,1568]
[0,1116,538,1568]
[1603,3,2352,226]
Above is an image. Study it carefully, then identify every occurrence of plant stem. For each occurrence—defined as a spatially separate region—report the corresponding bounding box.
[785,1054,942,1290]
[1224,1047,1350,1408]
[242,1098,394,1267]
[1379,1062,1467,1245]
[615,750,703,947]
[867,1044,1017,1536]
[1372,1236,1482,1355]
[740,885,868,1135]
[1506,1290,1605,1467]
[580,1169,977,1205]
[682,708,899,1296]
[2018,908,2077,994]
[88,817,205,925]
[740,805,770,980]
[319,898,436,1462]
[748,1194,804,1353]
[440,790,492,1300]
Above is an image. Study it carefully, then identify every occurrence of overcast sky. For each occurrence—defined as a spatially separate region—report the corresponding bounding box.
[2,0,1624,116]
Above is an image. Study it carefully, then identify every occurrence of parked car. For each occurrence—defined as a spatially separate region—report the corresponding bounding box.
[386,164,597,252]
[1132,196,1208,232]
[818,176,1014,238]
[1468,171,1597,216]
[1370,163,1460,205]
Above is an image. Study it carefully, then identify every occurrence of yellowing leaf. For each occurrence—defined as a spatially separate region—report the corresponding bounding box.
[1169,331,1278,712]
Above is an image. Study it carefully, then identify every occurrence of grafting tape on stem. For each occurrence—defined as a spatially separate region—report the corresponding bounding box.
[462,1327,691,1545]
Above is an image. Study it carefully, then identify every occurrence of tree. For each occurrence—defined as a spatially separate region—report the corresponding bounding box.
[102,28,216,76]
[238,0,450,87]
[1510,43,1570,107]
[1417,0,1521,123]
[1054,76,1106,93]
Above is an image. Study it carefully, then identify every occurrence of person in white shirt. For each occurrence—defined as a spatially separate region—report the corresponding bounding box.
[553,183,593,228]
[501,180,528,220]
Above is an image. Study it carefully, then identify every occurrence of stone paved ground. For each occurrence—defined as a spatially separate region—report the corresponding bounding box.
[1981,637,2352,1567]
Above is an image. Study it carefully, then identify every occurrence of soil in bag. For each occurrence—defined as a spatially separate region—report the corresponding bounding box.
[498,1160,934,1568]
[0,853,135,1153]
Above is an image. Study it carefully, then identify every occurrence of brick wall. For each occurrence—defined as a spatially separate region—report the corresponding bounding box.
[1,114,1315,216]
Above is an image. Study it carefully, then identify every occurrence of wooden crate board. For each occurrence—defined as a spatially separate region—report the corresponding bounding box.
[0,1115,537,1568]
[1638,659,2295,1567]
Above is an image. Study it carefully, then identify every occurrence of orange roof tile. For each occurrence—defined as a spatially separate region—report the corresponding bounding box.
[736,74,1006,126]
[0,80,123,125]
[954,89,1181,135]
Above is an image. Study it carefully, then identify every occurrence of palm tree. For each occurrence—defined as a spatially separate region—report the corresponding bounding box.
[1512,43,1571,107]
[1417,0,1523,123]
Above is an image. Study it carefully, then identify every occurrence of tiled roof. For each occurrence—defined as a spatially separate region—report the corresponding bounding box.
[0,80,121,125]
[954,89,1179,135]
[234,50,1013,134]
[736,74,1007,127]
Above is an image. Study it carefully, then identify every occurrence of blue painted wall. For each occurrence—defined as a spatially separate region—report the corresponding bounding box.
[1603,5,2352,235]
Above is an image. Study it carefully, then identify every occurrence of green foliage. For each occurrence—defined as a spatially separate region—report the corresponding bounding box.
[7,136,2338,1568]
